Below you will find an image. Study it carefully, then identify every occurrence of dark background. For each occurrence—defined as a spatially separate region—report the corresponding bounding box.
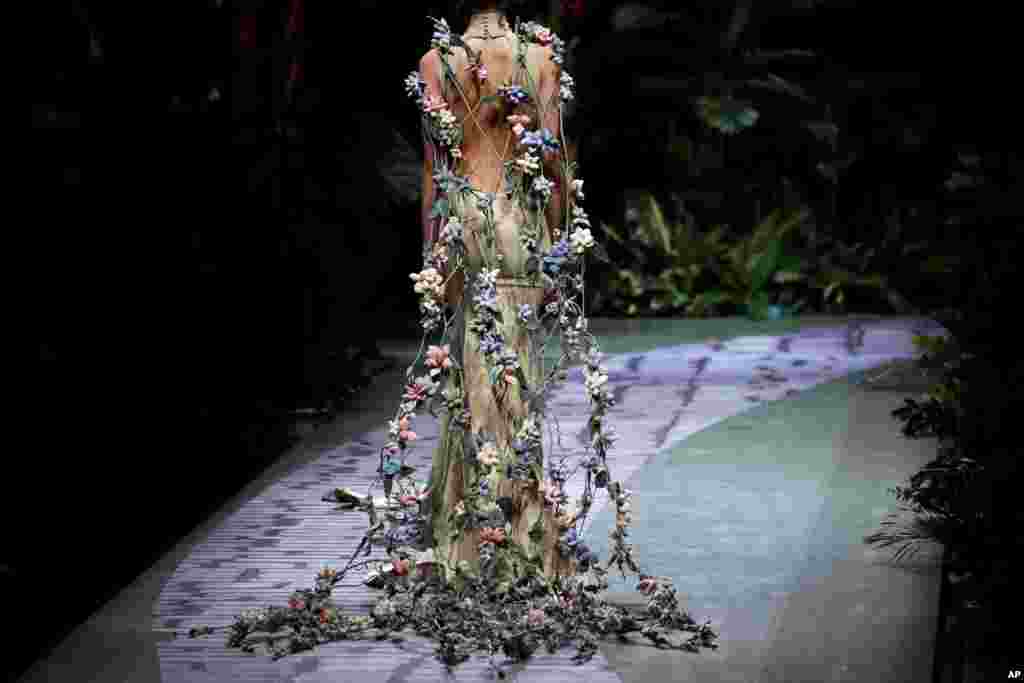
[18,1,1017,681]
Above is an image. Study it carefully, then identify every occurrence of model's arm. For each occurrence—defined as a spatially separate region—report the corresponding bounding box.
[419,50,464,304]
[421,140,435,248]
[419,50,443,248]
[538,52,567,242]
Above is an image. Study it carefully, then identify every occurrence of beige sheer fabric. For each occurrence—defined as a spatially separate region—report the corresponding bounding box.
[425,30,574,582]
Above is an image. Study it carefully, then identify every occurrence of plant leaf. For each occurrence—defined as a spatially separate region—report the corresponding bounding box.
[749,239,783,293]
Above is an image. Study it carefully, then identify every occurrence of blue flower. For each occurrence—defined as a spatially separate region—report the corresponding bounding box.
[540,128,560,153]
[564,527,578,547]
[542,239,571,276]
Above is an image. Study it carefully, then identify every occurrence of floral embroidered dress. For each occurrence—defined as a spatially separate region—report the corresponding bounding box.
[400,17,624,593]
[187,18,720,667]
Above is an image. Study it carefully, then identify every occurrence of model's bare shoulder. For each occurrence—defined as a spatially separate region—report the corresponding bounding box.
[529,44,559,79]
[418,49,440,76]
[418,49,444,99]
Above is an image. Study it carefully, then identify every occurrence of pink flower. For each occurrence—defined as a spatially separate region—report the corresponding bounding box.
[392,559,410,576]
[422,95,446,113]
[466,62,488,83]
[425,344,452,370]
[403,383,428,402]
[541,480,561,508]
[398,494,419,506]
[504,368,518,385]
[512,123,525,137]
[477,442,500,467]
[288,597,306,610]
[479,527,506,545]
[534,28,553,46]
[399,429,418,442]
[527,608,546,627]
[637,576,658,595]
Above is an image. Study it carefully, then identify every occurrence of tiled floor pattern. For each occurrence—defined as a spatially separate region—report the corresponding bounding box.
[155,317,944,681]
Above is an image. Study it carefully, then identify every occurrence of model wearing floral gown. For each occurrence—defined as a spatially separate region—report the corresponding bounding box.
[191,8,720,664]
[401,7,611,589]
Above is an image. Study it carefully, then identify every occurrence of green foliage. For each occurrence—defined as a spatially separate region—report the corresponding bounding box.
[591,192,812,319]
[707,206,811,319]
[694,96,760,135]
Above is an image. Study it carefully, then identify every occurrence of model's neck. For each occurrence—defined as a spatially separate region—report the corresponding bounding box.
[467,9,509,33]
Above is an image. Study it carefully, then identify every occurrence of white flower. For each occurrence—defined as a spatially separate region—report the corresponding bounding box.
[404,72,425,102]
[570,227,595,254]
[477,268,500,289]
[559,71,575,102]
[514,152,540,175]
[571,179,585,200]
[420,299,441,316]
[478,442,500,467]
[440,218,463,244]
[532,175,554,199]
[572,205,591,229]
[585,369,609,395]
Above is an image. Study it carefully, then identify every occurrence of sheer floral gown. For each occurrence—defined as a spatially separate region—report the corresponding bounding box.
[418,28,577,586]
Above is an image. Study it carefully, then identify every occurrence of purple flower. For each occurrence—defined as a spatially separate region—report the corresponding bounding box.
[473,288,499,312]
[500,85,530,105]
[479,335,503,356]
[520,130,544,149]
[542,239,572,276]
